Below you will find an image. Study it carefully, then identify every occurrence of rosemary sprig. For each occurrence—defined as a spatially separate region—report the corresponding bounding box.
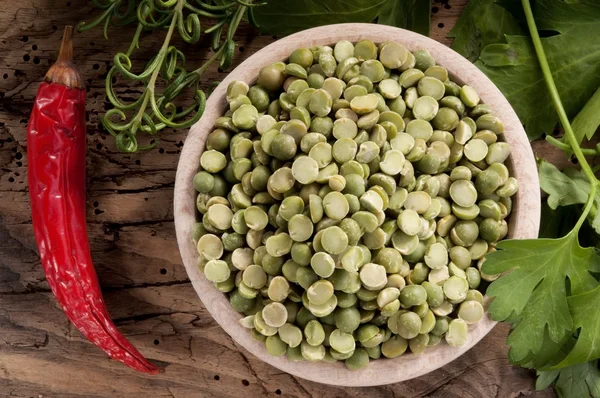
[78,0,263,152]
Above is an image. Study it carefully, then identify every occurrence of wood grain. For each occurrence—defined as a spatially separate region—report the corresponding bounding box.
[0,0,556,396]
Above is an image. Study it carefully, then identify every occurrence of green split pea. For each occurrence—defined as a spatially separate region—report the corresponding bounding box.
[192,39,518,371]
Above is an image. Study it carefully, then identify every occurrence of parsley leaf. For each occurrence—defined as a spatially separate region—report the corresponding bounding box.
[538,360,600,398]
[254,0,433,37]
[253,0,387,35]
[451,0,600,139]
[573,86,600,144]
[473,1,600,395]
[482,233,599,364]
[475,0,600,139]
[539,160,600,235]
[377,0,431,36]
[448,0,523,62]
[552,285,600,368]
[536,368,560,391]
[539,161,590,209]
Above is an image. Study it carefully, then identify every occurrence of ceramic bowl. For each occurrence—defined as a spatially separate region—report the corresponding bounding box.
[174,23,540,386]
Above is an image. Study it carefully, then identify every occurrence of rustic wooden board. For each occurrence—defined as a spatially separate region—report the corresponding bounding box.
[0,0,558,396]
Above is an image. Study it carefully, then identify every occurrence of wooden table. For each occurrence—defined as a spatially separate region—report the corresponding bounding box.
[0,1,561,396]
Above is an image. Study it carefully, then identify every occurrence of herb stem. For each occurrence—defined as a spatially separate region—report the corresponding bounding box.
[126,23,144,56]
[522,0,597,230]
[191,42,227,76]
[227,4,247,40]
[130,0,183,131]
[545,136,598,156]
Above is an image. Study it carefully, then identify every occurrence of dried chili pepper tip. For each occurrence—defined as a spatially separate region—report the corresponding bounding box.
[45,25,82,89]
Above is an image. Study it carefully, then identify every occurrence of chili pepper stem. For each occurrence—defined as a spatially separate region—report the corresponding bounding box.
[45,26,82,88]
[58,26,74,64]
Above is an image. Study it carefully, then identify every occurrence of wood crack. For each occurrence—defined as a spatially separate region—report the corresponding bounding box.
[166,387,176,398]
[90,184,175,194]
[93,219,175,227]
[288,374,313,398]
[423,358,506,397]
[228,336,271,397]
[2,280,191,295]
[101,280,190,292]
[113,310,199,324]
[0,287,52,295]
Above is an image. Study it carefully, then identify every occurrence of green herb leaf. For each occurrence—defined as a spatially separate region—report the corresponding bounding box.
[474,0,600,139]
[252,0,387,35]
[478,39,530,66]
[547,360,600,398]
[448,0,523,62]
[537,344,600,396]
[482,233,599,364]
[522,327,572,370]
[482,2,600,396]
[551,286,600,368]
[539,160,600,235]
[536,368,560,391]
[377,0,431,36]
[539,160,590,210]
[593,197,600,236]
[572,86,600,144]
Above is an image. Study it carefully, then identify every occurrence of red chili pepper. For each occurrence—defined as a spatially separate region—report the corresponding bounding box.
[27,26,159,374]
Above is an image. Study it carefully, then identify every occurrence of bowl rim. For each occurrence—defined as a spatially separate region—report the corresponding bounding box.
[174,23,540,386]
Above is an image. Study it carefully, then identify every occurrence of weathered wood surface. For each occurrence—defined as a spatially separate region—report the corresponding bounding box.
[0,0,558,396]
